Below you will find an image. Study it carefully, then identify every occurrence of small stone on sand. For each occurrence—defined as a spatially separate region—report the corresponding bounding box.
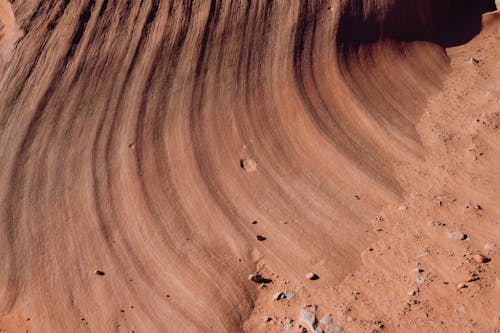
[407,290,417,296]
[285,290,295,299]
[484,243,496,250]
[474,253,490,263]
[457,283,467,289]
[273,292,286,300]
[95,270,105,276]
[248,273,262,283]
[306,272,319,280]
[326,325,345,333]
[256,235,267,241]
[470,57,480,65]
[261,316,271,322]
[240,158,257,172]
[300,308,317,331]
[448,231,466,240]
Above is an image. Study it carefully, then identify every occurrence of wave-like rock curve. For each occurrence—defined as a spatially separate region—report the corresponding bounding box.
[0,0,495,331]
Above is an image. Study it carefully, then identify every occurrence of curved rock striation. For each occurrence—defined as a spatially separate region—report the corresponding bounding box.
[0,1,496,331]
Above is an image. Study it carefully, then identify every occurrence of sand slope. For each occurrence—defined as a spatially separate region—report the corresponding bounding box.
[0,1,498,332]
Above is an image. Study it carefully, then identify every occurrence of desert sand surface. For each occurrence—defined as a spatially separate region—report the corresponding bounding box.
[0,1,499,332]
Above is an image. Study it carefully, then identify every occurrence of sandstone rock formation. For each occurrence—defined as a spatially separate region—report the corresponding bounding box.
[0,1,498,332]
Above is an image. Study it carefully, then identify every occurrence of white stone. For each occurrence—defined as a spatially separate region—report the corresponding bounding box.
[300,308,317,331]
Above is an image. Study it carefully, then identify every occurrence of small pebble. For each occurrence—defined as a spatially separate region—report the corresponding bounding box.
[467,275,479,282]
[416,274,425,284]
[251,220,258,225]
[306,272,319,280]
[470,57,480,65]
[240,158,257,172]
[284,290,295,299]
[407,290,417,296]
[273,292,286,300]
[474,254,490,263]
[248,273,262,283]
[484,243,496,250]
[448,231,466,240]
[261,316,271,322]
[398,205,408,211]
[256,235,267,241]
[95,270,105,276]
[457,283,467,289]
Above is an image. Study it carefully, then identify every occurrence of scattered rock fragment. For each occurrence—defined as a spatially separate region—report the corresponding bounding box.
[407,290,417,296]
[470,57,480,65]
[474,253,490,263]
[484,243,496,250]
[248,273,263,283]
[457,283,467,289]
[306,272,319,280]
[240,158,257,172]
[273,292,286,300]
[448,231,466,240]
[398,205,408,211]
[273,290,294,300]
[300,308,318,332]
[251,220,258,225]
[261,316,271,322]
[416,274,425,284]
[256,235,267,241]
[95,270,105,276]
[304,304,318,311]
[467,274,479,282]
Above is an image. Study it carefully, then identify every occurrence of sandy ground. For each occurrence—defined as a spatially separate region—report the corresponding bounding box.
[0,1,499,332]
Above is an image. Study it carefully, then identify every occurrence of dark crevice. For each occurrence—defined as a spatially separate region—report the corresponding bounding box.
[337,0,497,48]
[68,0,96,58]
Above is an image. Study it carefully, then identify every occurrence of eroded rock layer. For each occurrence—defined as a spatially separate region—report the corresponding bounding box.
[0,1,497,332]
